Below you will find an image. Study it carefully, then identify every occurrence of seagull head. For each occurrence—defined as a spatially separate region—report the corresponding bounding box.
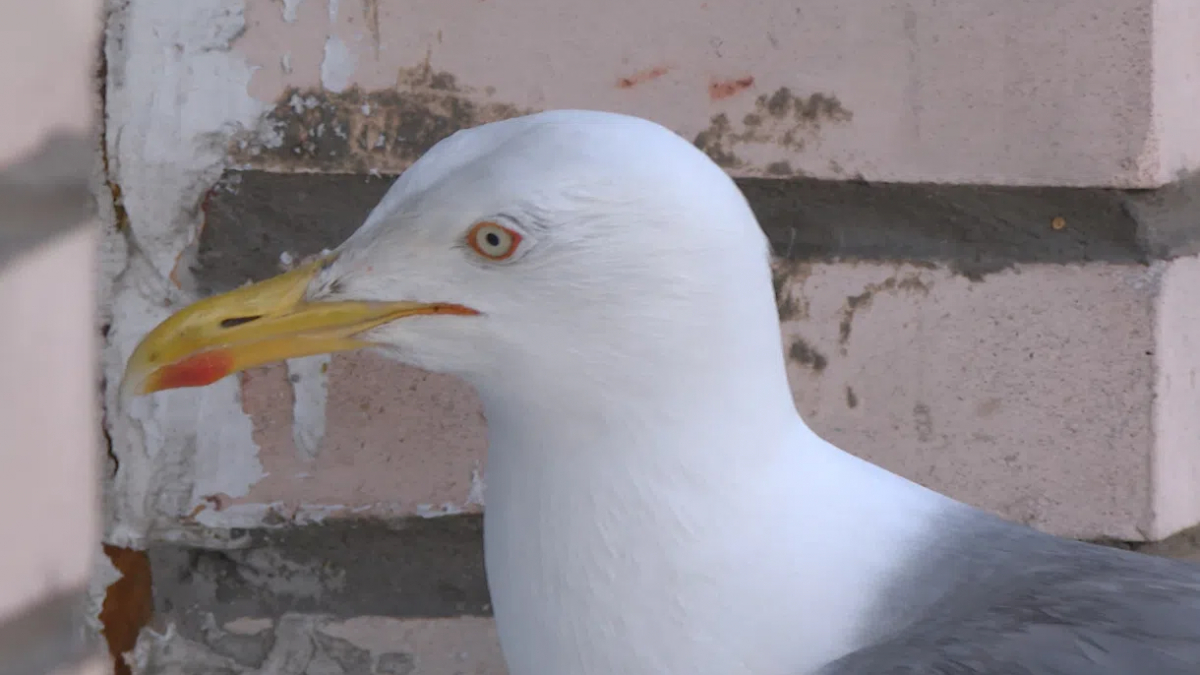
[121,110,784,406]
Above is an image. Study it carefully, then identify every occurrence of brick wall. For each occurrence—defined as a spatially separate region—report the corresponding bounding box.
[92,0,1200,673]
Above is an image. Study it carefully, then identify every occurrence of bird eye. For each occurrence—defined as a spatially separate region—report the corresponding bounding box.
[467,221,522,261]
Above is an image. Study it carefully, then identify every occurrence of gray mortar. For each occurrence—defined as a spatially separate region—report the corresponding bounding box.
[196,170,1200,291]
[150,517,488,642]
[197,172,392,294]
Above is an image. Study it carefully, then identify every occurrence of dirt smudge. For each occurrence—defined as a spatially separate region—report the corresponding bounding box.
[617,66,671,89]
[693,87,853,172]
[235,63,530,173]
[789,337,829,372]
[709,76,755,100]
[839,274,931,346]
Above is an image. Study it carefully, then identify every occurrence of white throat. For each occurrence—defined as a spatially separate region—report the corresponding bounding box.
[473,324,955,675]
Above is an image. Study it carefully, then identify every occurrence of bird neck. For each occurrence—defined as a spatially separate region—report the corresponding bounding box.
[472,356,954,675]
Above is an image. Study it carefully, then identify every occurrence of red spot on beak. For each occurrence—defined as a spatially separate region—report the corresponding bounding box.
[155,350,235,390]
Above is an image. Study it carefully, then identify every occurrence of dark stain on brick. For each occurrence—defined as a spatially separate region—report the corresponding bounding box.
[378,652,418,674]
[234,63,529,173]
[770,259,811,321]
[913,402,934,442]
[766,160,794,176]
[770,264,796,319]
[709,76,755,101]
[789,337,828,372]
[100,545,154,675]
[846,386,859,408]
[770,89,852,124]
[693,113,744,169]
[693,113,743,169]
[839,275,930,345]
[617,65,671,89]
[692,87,853,171]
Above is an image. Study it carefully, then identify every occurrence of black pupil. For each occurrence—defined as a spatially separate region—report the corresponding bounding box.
[485,231,502,248]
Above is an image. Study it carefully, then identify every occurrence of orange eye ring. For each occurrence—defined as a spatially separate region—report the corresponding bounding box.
[467,221,522,261]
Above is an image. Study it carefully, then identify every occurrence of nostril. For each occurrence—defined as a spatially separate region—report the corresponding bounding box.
[220,316,262,329]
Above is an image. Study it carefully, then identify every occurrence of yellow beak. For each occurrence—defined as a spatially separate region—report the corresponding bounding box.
[119,257,478,399]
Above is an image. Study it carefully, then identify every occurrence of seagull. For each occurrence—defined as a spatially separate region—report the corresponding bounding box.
[122,110,1200,674]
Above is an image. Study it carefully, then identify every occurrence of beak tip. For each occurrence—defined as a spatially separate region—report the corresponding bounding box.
[116,370,145,405]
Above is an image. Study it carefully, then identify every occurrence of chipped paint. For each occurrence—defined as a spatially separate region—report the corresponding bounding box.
[319,0,355,92]
[286,354,333,460]
[100,0,277,562]
[191,501,354,528]
[224,617,275,635]
[321,36,356,93]
[415,502,470,518]
[236,66,529,173]
[281,0,305,22]
[467,465,486,508]
[130,615,503,674]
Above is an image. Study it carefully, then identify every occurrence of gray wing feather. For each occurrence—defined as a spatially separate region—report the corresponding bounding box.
[819,512,1200,674]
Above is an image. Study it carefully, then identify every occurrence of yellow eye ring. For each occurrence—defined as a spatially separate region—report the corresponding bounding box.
[467,221,522,260]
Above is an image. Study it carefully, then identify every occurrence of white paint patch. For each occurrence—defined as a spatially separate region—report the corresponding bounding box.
[105,266,264,548]
[105,0,269,279]
[321,34,357,93]
[223,617,274,635]
[281,52,292,74]
[290,503,350,524]
[192,502,275,529]
[467,464,486,507]
[130,624,241,674]
[191,382,268,497]
[193,501,352,528]
[286,354,332,460]
[415,502,467,518]
[102,0,273,551]
[282,0,305,22]
[83,543,123,636]
[319,0,355,92]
